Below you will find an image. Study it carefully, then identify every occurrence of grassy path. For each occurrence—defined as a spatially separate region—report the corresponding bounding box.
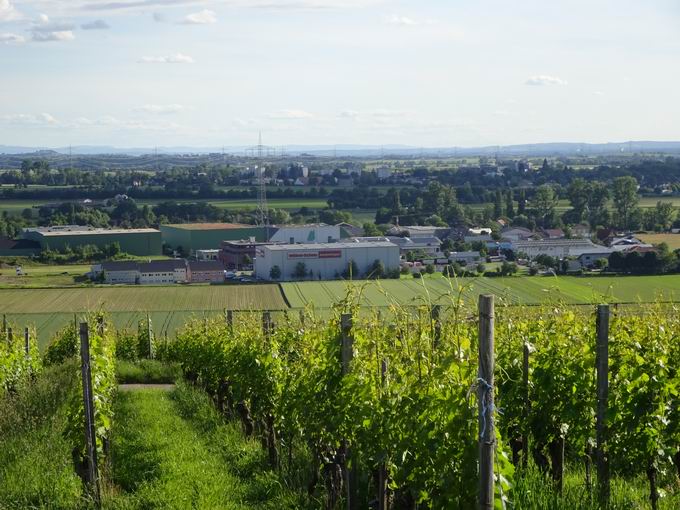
[107,384,305,509]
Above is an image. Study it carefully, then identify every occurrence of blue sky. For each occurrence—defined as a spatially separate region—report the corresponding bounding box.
[0,0,679,148]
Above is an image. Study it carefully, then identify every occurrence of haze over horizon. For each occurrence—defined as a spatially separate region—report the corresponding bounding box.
[1,0,679,148]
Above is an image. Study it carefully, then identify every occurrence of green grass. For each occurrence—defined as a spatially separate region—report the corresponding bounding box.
[0,263,92,287]
[281,274,680,309]
[0,363,83,509]
[116,360,179,384]
[3,273,680,348]
[512,465,680,509]
[107,383,308,509]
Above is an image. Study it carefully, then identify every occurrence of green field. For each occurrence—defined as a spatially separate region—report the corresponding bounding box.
[3,274,679,349]
[0,197,330,215]
[638,232,680,250]
[281,274,680,309]
[0,285,287,348]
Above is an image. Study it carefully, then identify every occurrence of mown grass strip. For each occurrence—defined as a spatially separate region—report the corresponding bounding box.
[108,384,306,509]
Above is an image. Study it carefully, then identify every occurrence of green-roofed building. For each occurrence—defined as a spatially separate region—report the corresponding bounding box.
[22,226,162,256]
[160,223,265,253]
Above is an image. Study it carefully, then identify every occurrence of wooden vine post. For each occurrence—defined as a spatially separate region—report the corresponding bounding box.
[79,322,101,507]
[596,304,610,508]
[262,311,273,338]
[226,309,233,332]
[146,313,153,359]
[340,313,357,510]
[24,327,30,355]
[7,326,13,346]
[378,359,389,510]
[522,342,530,468]
[478,295,495,510]
[431,304,441,349]
[2,314,6,335]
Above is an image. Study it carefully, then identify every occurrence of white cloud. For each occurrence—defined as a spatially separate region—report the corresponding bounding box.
[68,0,380,12]
[340,109,407,120]
[525,75,567,86]
[135,104,184,114]
[593,91,605,96]
[31,15,76,42]
[339,110,360,119]
[81,19,110,29]
[0,113,59,125]
[386,14,417,26]
[0,0,20,22]
[138,53,194,64]
[152,12,166,22]
[0,32,25,44]
[32,30,75,42]
[267,109,314,119]
[181,9,216,24]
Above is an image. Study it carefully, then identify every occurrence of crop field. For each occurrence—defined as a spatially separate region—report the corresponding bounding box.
[3,274,680,349]
[281,274,680,309]
[637,232,680,250]
[0,285,287,348]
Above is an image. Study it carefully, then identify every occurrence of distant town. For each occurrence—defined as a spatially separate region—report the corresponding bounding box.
[1,151,679,287]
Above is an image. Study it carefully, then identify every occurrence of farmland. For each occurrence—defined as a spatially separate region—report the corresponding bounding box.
[281,274,680,309]
[0,285,287,348]
[637,232,680,250]
[3,274,680,349]
[0,197,330,215]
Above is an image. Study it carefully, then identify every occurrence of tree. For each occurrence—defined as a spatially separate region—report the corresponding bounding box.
[532,185,557,227]
[342,260,359,279]
[505,190,515,218]
[269,265,282,280]
[517,189,527,216]
[362,222,382,236]
[292,262,307,279]
[367,259,385,278]
[653,201,676,231]
[500,261,518,276]
[269,208,291,224]
[612,176,639,230]
[494,190,503,219]
[517,189,527,215]
[476,263,486,274]
[425,263,435,274]
[567,178,589,222]
[586,182,610,228]
[594,258,608,270]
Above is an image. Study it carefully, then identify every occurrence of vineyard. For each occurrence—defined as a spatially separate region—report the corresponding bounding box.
[2,290,680,508]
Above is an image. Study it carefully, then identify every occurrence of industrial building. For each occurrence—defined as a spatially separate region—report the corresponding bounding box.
[351,236,442,258]
[161,222,349,253]
[187,260,225,283]
[23,225,162,256]
[512,239,603,259]
[0,237,41,257]
[219,240,270,270]
[93,258,225,284]
[268,224,342,244]
[160,223,264,253]
[254,241,400,281]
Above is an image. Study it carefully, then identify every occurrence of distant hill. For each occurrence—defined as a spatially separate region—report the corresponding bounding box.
[0,141,679,169]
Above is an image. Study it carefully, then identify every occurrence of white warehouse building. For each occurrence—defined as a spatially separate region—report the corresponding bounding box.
[269,224,342,244]
[255,241,400,281]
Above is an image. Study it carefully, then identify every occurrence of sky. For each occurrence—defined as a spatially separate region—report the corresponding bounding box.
[0,0,679,149]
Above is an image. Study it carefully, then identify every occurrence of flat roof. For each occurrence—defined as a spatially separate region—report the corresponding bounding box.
[28,228,160,237]
[264,241,397,251]
[163,223,253,230]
